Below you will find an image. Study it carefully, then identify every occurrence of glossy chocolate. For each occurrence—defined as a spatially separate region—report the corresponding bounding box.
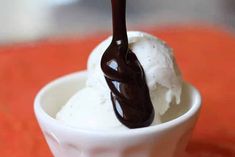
[101,0,154,128]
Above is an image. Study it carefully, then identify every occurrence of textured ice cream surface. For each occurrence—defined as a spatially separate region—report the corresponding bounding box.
[56,87,127,130]
[56,31,182,130]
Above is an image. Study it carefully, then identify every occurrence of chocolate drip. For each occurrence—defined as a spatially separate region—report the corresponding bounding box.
[101,0,154,128]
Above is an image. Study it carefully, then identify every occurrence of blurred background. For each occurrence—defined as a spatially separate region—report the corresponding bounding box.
[0,0,235,44]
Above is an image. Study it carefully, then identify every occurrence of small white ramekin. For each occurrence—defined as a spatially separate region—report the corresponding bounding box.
[34,71,201,157]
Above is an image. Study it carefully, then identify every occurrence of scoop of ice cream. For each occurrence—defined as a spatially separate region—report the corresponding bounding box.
[87,31,182,115]
[56,87,126,130]
[56,31,182,130]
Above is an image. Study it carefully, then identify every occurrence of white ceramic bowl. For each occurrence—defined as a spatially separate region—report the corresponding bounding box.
[34,71,201,157]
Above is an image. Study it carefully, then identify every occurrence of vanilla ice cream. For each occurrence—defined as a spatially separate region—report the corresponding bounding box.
[56,31,182,130]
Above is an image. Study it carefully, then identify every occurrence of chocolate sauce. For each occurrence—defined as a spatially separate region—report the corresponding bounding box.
[100,0,154,128]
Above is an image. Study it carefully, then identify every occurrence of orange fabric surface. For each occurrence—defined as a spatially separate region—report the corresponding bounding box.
[0,26,235,157]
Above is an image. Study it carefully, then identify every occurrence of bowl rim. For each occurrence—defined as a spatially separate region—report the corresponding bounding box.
[34,71,201,137]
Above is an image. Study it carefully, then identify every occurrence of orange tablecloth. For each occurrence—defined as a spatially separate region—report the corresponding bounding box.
[0,26,234,157]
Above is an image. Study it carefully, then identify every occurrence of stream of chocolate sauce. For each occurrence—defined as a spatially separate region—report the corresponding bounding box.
[101,0,154,128]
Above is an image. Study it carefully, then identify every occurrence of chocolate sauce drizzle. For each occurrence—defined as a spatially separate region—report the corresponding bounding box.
[101,0,154,128]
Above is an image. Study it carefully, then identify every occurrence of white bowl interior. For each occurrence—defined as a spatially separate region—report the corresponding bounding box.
[39,73,86,118]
